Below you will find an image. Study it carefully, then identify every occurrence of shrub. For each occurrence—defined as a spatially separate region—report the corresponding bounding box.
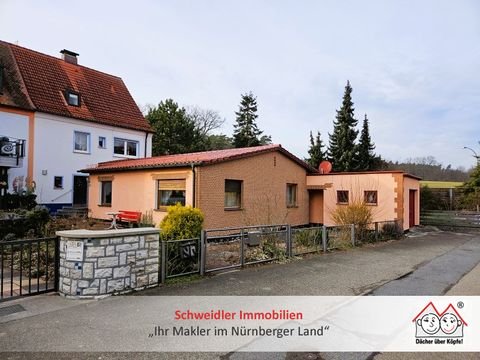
[0,193,37,210]
[160,204,204,240]
[420,185,446,210]
[293,228,321,248]
[458,190,480,211]
[331,200,373,247]
[331,200,373,227]
[25,206,51,237]
[380,222,404,239]
[0,206,50,240]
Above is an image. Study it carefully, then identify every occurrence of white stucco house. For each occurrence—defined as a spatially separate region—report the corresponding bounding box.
[0,40,153,212]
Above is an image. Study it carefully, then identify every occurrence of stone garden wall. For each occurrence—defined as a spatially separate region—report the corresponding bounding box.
[56,228,159,298]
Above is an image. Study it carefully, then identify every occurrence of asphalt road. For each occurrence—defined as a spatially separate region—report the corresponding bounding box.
[0,228,479,360]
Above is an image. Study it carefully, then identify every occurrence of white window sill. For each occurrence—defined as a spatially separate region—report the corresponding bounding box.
[113,154,138,159]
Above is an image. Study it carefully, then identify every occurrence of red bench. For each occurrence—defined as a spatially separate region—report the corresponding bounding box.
[118,210,142,227]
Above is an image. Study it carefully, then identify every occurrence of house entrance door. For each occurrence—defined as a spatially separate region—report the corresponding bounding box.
[73,175,88,206]
[409,190,416,228]
[309,189,324,224]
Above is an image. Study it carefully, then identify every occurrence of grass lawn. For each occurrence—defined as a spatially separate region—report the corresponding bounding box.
[420,180,464,188]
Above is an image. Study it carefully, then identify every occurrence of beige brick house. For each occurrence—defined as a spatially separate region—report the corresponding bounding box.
[82,145,315,229]
[82,144,420,230]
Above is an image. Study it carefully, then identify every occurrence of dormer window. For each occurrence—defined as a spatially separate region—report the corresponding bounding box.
[66,90,80,106]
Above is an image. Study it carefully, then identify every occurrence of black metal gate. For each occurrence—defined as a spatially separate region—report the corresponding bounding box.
[0,237,59,301]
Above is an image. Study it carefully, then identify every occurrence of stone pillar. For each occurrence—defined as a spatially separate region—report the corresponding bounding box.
[56,228,159,298]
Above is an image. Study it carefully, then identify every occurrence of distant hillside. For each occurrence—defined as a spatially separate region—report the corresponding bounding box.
[387,157,470,182]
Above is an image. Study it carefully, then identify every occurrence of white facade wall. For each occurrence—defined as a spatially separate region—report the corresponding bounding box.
[33,112,151,205]
[0,110,29,190]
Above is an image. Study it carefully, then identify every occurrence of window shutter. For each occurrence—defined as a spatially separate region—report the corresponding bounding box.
[159,179,186,190]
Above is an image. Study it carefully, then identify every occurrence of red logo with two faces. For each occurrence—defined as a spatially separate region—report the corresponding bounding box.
[413,301,467,338]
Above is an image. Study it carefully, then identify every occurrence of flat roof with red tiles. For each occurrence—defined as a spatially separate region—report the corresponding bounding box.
[308,170,422,180]
[81,144,317,173]
[0,40,151,132]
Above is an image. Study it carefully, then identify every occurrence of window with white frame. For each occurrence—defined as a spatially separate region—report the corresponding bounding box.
[74,131,90,153]
[114,138,138,157]
[98,136,106,149]
[54,176,63,189]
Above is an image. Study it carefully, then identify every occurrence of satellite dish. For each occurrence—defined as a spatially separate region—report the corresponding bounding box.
[319,161,332,174]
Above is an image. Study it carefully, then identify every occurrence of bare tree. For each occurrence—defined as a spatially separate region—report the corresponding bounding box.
[186,106,225,137]
[137,102,155,116]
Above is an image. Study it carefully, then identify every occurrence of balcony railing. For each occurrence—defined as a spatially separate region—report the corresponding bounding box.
[0,136,26,167]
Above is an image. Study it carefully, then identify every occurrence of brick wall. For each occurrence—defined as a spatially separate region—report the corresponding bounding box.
[197,151,310,229]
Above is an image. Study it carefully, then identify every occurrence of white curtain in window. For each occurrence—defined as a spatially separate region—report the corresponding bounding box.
[75,132,88,151]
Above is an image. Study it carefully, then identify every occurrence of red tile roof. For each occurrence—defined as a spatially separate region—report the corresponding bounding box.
[81,144,317,173]
[308,170,422,180]
[0,40,151,132]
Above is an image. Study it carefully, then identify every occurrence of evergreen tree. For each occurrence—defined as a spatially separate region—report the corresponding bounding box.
[233,92,268,148]
[259,134,273,145]
[463,164,480,191]
[327,81,359,171]
[146,99,203,155]
[356,114,376,170]
[461,163,480,210]
[306,131,326,169]
[205,134,233,150]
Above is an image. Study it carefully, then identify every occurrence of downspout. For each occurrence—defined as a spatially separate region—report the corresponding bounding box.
[191,163,196,208]
[144,132,149,158]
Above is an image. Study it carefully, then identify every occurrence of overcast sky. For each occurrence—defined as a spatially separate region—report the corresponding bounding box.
[2,0,479,169]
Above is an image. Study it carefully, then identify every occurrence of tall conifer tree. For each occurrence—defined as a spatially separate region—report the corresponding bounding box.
[233,92,266,148]
[356,114,376,171]
[306,131,326,169]
[327,81,358,171]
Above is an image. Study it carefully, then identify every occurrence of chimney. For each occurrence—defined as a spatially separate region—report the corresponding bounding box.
[60,49,79,65]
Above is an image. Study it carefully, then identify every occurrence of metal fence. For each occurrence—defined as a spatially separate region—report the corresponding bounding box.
[291,226,323,255]
[201,224,289,274]
[158,221,404,281]
[326,225,355,250]
[421,210,480,228]
[0,237,58,301]
[355,220,404,244]
[160,238,201,282]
